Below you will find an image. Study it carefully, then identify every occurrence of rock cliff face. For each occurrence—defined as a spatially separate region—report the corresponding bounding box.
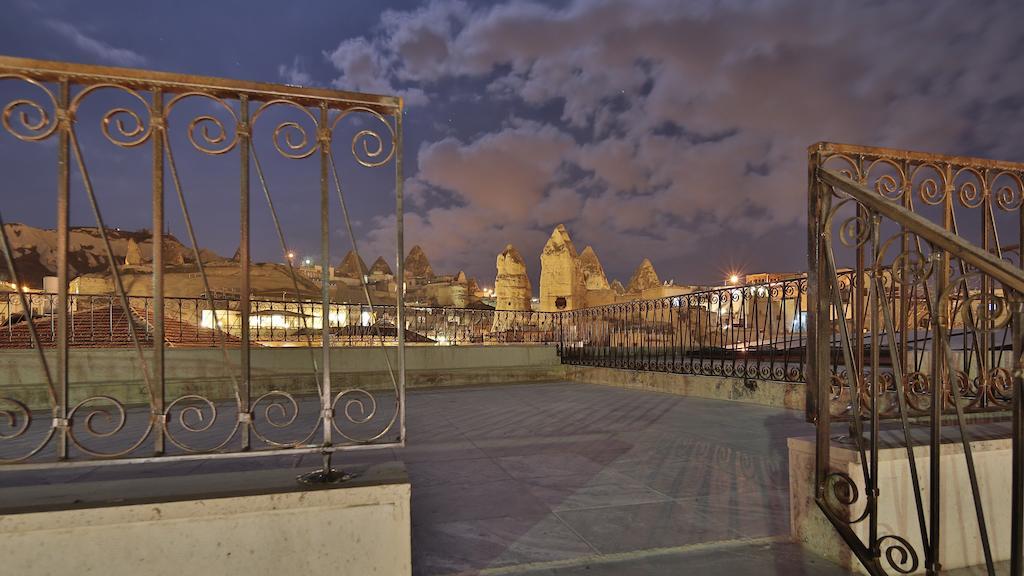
[539,224,587,311]
[1,223,220,287]
[610,279,626,295]
[404,245,434,280]
[626,258,661,293]
[579,245,610,290]
[494,244,532,311]
[368,256,393,276]
[337,250,369,279]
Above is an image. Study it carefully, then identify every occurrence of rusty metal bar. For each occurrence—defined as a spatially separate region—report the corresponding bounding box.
[0,55,400,112]
[239,94,251,451]
[151,87,166,456]
[396,108,406,445]
[55,77,70,459]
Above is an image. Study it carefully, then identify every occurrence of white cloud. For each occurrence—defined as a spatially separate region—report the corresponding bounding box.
[45,20,146,67]
[277,56,313,86]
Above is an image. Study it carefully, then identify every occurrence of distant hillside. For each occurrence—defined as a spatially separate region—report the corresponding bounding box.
[1,223,223,287]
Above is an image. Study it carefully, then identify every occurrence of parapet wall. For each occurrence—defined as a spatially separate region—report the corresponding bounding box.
[563,365,806,411]
[0,345,565,409]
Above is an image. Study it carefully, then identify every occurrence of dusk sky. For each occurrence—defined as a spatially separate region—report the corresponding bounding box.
[2,0,1024,288]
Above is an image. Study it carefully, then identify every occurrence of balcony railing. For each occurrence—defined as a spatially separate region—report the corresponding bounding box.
[558,275,815,382]
[0,56,404,472]
[0,292,561,347]
[808,142,1024,575]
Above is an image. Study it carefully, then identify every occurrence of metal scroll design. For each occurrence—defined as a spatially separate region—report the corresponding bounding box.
[809,142,1024,576]
[0,56,404,465]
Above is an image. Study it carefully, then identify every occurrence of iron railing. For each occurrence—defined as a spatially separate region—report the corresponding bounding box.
[0,291,561,347]
[0,56,404,473]
[558,276,816,382]
[809,142,1024,575]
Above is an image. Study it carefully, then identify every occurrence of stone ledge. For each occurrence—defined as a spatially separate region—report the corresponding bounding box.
[0,461,411,575]
[563,365,805,410]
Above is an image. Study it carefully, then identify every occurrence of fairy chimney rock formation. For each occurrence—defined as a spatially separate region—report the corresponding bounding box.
[404,245,434,281]
[626,258,661,293]
[368,256,393,277]
[539,224,587,311]
[166,245,186,266]
[610,279,626,295]
[337,250,369,279]
[579,246,610,290]
[455,270,468,284]
[495,244,532,311]
[124,238,143,267]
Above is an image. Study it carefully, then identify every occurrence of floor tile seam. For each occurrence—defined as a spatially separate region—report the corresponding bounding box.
[544,490,674,514]
[459,534,790,576]
[549,508,603,557]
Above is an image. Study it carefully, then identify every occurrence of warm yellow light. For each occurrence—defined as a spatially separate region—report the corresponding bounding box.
[287,251,295,259]
[728,274,739,284]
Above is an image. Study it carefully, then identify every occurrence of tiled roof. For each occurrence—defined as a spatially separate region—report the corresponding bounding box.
[0,303,240,348]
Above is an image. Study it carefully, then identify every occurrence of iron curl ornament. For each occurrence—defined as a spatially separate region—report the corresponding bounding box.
[331,106,397,168]
[164,394,240,453]
[250,390,319,448]
[0,74,59,141]
[332,387,399,443]
[66,395,153,458]
[69,83,154,148]
[251,98,320,159]
[165,91,240,155]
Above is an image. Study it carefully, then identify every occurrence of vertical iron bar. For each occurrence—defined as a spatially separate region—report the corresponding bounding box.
[868,213,880,558]
[56,77,70,459]
[239,94,251,451]
[151,87,165,455]
[809,149,833,507]
[319,102,332,451]
[396,107,406,445]
[929,165,954,574]
[1012,297,1023,576]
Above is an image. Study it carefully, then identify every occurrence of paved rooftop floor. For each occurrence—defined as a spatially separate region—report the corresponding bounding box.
[6,381,1000,575]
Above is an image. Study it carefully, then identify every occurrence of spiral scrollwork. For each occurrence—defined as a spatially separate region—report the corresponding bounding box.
[252,99,320,159]
[166,92,239,155]
[249,390,318,448]
[1,75,59,141]
[330,388,399,443]
[822,471,870,524]
[992,171,1024,211]
[68,84,154,148]
[873,173,902,200]
[875,534,920,575]
[865,158,905,201]
[167,395,219,433]
[67,395,153,457]
[0,398,30,439]
[331,107,397,168]
[953,167,986,208]
[838,213,872,248]
[163,394,240,453]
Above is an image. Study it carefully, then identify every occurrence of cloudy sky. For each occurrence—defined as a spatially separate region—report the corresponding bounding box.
[2,0,1023,288]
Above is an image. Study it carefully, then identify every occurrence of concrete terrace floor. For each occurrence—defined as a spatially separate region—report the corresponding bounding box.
[0,381,1010,575]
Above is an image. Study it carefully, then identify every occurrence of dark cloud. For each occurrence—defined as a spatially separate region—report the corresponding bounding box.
[336,0,1024,285]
